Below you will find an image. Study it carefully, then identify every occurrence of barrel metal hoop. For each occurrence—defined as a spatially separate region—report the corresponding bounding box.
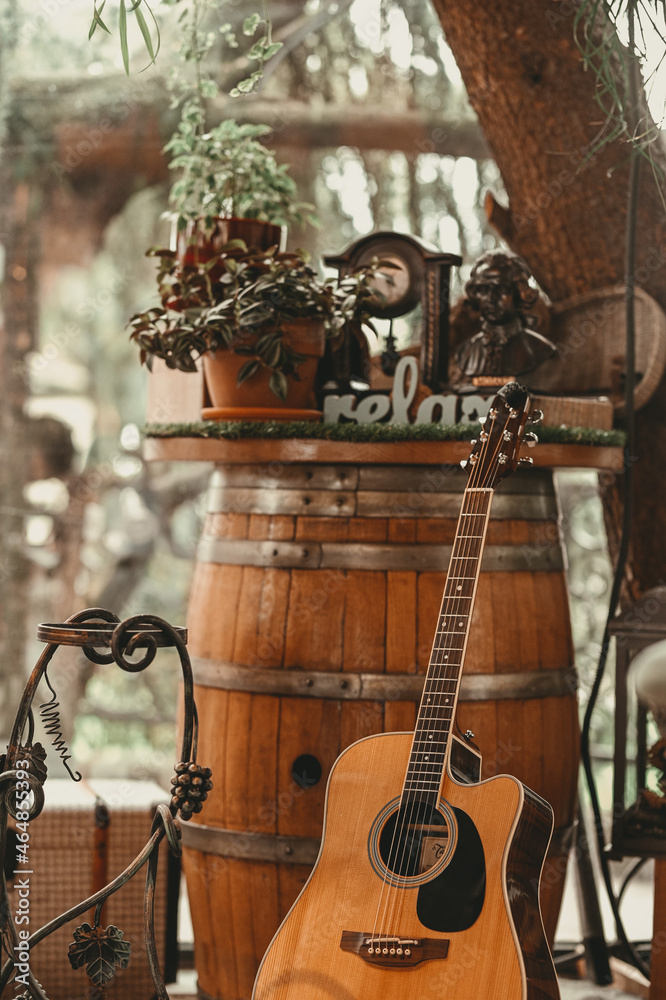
[190,658,578,702]
[181,821,321,866]
[181,807,577,868]
[209,464,555,496]
[207,486,558,521]
[196,538,564,573]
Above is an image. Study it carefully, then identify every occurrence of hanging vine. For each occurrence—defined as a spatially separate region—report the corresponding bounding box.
[574,0,666,192]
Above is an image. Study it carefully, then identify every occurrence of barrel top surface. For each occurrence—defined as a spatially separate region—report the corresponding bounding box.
[144,436,622,469]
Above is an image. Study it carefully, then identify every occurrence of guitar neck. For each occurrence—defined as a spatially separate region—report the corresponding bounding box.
[404,486,494,800]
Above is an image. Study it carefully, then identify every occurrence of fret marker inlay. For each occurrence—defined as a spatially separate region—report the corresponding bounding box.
[405,487,494,800]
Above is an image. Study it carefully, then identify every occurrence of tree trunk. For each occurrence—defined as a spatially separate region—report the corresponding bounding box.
[431,0,666,598]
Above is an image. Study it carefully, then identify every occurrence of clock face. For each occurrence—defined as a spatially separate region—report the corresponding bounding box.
[368,255,412,309]
[350,236,425,319]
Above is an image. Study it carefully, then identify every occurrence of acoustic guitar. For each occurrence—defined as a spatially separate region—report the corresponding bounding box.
[253,382,560,1000]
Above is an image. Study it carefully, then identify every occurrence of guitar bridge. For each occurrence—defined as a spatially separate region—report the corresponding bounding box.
[340,931,449,968]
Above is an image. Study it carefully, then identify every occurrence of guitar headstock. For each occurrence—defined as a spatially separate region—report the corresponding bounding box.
[462,382,538,488]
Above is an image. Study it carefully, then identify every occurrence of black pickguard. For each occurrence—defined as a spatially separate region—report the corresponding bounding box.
[416,808,486,932]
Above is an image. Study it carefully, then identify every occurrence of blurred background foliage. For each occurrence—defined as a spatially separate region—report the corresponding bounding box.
[0,0,613,799]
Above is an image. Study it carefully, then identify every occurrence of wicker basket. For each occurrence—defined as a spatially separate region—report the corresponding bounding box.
[6,779,173,999]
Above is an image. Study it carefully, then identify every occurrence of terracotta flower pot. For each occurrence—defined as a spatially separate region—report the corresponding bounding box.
[201,319,326,421]
[176,217,286,274]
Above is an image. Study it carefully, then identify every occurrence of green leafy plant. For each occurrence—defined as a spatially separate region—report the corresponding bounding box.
[87,0,312,224]
[162,1,315,230]
[89,0,160,74]
[165,118,315,229]
[88,0,279,86]
[129,243,380,400]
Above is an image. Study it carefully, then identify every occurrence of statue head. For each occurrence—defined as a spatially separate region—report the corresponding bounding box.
[464,250,539,327]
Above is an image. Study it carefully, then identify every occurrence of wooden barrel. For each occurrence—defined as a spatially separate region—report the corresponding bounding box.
[182,456,579,1000]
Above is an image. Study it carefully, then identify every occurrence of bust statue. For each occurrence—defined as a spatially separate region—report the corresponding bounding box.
[455,250,556,378]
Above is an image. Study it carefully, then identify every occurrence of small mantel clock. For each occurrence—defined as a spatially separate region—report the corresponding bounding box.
[324,231,462,391]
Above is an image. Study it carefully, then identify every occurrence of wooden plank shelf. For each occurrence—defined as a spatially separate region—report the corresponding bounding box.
[143,436,623,469]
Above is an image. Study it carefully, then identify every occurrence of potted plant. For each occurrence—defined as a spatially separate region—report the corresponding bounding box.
[129,242,380,419]
[162,5,316,262]
[166,117,317,261]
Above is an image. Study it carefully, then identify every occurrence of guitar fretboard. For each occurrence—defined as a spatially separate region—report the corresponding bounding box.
[404,487,493,800]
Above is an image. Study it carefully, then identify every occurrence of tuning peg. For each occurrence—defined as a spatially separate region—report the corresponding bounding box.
[528,408,543,425]
[524,432,538,448]
[460,460,468,470]
[518,457,534,467]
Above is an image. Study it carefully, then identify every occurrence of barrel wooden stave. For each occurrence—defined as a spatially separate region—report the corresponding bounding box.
[183,851,290,1000]
[185,463,578,996]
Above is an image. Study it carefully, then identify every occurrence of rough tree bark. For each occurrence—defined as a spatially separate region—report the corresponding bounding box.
[431,0,666,600]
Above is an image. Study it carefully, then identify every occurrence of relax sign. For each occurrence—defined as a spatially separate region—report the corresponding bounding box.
[322,356,490,426]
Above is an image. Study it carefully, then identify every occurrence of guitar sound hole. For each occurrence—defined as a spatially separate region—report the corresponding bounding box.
[378,800,450,879]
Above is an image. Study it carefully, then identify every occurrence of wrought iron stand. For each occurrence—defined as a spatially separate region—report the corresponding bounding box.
[0,608,212,999]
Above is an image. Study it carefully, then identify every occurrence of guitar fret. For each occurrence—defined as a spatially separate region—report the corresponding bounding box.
[402,469,495,800]
[407,770,445,779]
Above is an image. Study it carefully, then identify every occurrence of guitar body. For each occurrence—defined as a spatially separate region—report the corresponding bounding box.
[253,731,559,1000]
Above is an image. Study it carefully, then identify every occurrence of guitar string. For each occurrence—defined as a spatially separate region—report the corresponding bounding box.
[386,487,490,946]
[384,418,501,942]
[384,446,493,943]
[370,411,503,948]
[366,477,488,949]
[371,422,492,947]
[375,401,520,947]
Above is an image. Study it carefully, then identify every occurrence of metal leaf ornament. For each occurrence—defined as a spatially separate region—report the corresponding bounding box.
[21,742,48,785]
[0,743,48,784]
[68,923,131,986]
